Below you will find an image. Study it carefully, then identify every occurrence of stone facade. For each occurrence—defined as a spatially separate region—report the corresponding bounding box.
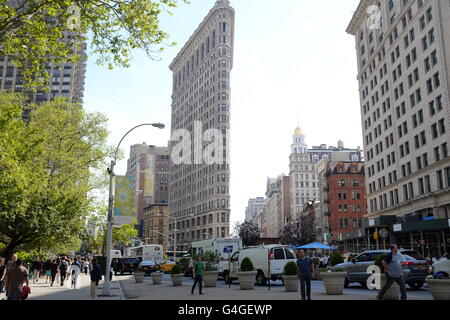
[168,0,234,250]
[347,0,450,221]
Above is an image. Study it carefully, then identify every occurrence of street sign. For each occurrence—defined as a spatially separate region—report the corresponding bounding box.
[114,216,133,225]
[223,245,233,254]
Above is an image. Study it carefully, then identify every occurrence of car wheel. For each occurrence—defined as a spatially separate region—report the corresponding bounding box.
[256,271,267,286]
[408,282,424,290]
[344,277,350,288]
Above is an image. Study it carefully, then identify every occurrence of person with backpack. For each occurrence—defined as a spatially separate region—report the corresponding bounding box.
[4,259,29,300]
[297,249,313,301]
[377,244,408,300]
[90,259,102,299]
[59,258,68,286]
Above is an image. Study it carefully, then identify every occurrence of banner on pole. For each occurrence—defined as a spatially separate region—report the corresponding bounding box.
[114,176,136,217]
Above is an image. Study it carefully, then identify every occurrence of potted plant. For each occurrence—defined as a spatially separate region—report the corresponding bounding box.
[374,254,400,300]
[171,264,184,286]
[202,251,220,287]
[425,273,450,300]
[151,271,163,285]
[237,257,257,290]
[134,267,145,284]
[320,252,346,295]
[282,261,298,292]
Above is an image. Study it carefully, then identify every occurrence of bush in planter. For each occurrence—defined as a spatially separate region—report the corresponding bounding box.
[240,257,254,272]
[329,252,344,267]
[283,261,297,276]
[202,251,220,272]
[171,264,183,275]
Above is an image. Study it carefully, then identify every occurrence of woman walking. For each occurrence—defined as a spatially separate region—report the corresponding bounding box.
[50,260,58,287]
[70,258,82,289]
[44,259,52,284]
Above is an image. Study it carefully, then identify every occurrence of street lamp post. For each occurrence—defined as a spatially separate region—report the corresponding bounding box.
[102,122,164,296]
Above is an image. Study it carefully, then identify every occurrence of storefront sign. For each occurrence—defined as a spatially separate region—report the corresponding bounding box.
[393,224,402,232]
[369,219,375,227]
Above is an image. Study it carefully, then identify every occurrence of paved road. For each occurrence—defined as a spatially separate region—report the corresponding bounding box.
[117,273,433,300]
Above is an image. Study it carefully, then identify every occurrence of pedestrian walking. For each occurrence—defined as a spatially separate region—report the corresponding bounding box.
[4,259,29,300]
[88,259,93,274]
[377,244,408,300]
[70,258,82,289]
[59,258,68,286]
[31,257,42,283]
[297,249,313,301]
[84,259,89,275]
[49,259,58,287]
[90,259,102,299]
[44,259,52,284]
[0,258,6,294]
[191,256,205,295]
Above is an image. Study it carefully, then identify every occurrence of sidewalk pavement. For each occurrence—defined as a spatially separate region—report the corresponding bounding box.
[0,273,124,300]
[119,277,433,301]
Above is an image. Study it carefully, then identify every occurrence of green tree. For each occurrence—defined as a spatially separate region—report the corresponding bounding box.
[0,92,111,259]
[0,0,188,90]
[233,221,260,247]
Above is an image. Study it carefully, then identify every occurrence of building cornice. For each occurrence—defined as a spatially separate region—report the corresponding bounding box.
[169,1,235,71]
[346,0,378,35]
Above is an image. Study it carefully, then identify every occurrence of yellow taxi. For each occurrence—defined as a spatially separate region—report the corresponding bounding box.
[160,260,177,273]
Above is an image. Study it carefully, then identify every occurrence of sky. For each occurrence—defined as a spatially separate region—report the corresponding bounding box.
[83,0,364,228]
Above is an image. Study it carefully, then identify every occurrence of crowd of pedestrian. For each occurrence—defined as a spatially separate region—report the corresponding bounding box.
[0,253,103,300]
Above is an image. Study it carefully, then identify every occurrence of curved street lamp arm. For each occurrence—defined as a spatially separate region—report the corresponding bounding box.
[114,123,164,162]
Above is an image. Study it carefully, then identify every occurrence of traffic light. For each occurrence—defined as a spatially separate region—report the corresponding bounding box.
[373,231,379,240]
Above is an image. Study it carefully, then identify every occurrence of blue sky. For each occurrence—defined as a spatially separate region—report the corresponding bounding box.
[84,0,363,227]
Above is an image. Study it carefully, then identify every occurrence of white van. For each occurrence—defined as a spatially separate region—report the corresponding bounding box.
[111,250,122,259]
[223,245,297,285]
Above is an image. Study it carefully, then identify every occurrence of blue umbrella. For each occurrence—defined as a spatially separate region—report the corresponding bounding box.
[296,242,336,250]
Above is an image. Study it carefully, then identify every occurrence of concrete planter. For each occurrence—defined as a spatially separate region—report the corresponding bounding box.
[320,272,346,295]
[171,274,183,286]
[238,271,257,290]
[203,271,219,287]
[282,275,298,292]
[378,273,400,300]
[151,273,163,285]
[134,272,145,284]
[426,279,450,300]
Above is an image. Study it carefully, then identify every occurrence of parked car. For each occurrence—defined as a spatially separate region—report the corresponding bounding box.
[432,253,450,277]
[160,260,177,273]
[223,245,297,286]
[138,261,158,275]
[330,249,430,289]
[119,258,140,275]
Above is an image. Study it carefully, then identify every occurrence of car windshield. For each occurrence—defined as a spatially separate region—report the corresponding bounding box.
[140,261,155,266]
[124,259,138,263]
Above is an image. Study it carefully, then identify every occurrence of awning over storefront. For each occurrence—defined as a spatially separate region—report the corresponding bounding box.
[392,219,450,233]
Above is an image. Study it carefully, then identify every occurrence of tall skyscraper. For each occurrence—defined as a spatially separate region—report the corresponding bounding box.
[0,31,87,105]
[347,0,450,254]
[126,143,170,237]
[168,0,234,251]
[289,127,362,221]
